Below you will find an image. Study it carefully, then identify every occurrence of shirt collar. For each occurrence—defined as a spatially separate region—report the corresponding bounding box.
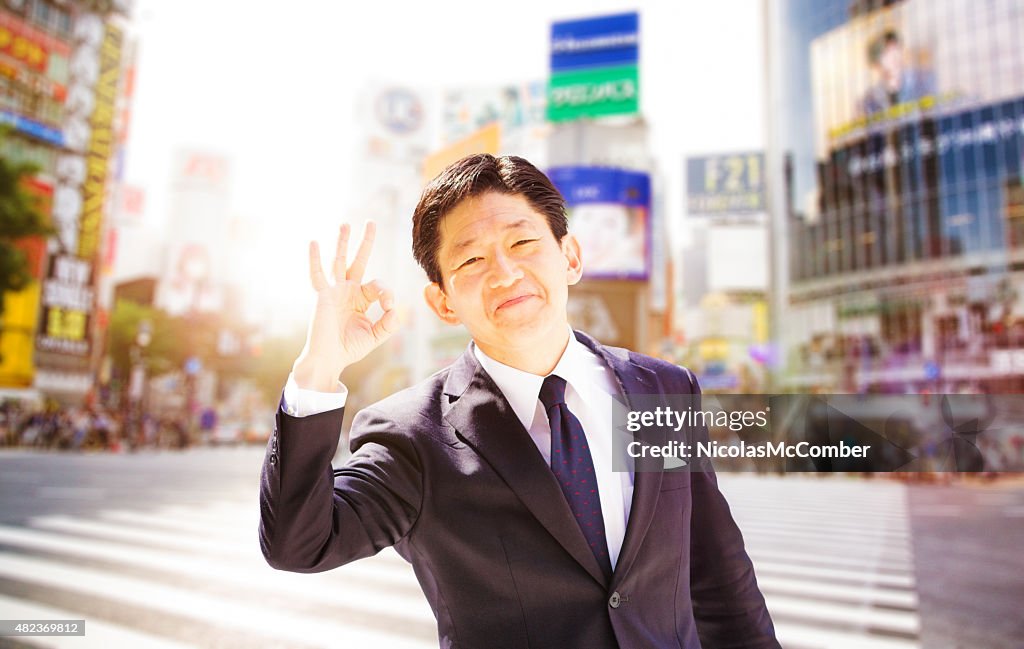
[473,327,593,430]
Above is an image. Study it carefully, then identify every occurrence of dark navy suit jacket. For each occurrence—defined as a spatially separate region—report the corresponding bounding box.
[259,330,779,648]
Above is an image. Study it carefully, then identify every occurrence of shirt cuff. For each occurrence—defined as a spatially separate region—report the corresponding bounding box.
[281,372,348,417]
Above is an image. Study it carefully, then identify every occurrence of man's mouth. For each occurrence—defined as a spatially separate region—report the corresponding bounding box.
[495,294,534,311]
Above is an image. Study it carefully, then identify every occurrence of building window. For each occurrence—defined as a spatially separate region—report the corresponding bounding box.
[31,0,51,26]
[28,0,71,37]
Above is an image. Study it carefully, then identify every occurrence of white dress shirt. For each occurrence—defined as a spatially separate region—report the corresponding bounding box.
[281,329,635,568]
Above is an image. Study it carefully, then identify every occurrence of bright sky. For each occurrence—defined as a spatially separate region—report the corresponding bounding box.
[120,0,764,333]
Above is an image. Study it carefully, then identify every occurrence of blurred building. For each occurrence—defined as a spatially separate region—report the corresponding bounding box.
[766,0,1024,392]
[681,152,770,392]
[0,0,134,403]
[155,150,231,315]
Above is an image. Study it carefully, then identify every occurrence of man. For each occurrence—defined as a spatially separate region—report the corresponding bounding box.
[259,154,778,648]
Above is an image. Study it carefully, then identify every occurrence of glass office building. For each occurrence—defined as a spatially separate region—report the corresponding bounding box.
[766,0,1024,391]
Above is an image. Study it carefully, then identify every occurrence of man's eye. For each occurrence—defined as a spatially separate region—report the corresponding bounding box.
[514,239,538,247]
[458,257,481,269]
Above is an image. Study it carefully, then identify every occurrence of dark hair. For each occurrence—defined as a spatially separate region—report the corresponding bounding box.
[868,30,900,64]
[412,154,568,286]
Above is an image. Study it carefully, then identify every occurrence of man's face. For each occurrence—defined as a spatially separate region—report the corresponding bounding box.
[424,191,582,359]
[879,43,904,83]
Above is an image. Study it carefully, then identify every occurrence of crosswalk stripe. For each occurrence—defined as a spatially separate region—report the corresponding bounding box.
[765,592,920,634]
[97,506,414,570]
[0,524,431,619]
[0,593,196,649]
[736,529,912,557]
[774,620,922,649]
[733,511,909,527]
[731,509,911,528]
[747,547,913,574]
[26,514,417,580]
[0,552,435,649]
[753,558,915,588]
[729,524,913,548]
[756,574,918,609]
[96,505,415,565]
[99,508,258,539]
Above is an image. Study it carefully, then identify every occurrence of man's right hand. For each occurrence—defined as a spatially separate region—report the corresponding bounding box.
[292,222,398,392]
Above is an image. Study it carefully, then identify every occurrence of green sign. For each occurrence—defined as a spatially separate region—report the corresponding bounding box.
[547,64,639,122]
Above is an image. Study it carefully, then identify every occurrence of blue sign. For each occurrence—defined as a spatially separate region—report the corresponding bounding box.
[0,110,65,147]
[550,12,639,72]
[548,166,650,207]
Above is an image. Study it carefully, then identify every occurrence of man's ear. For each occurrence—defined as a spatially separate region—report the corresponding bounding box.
[424,282,461,325]
[562,234,583,286]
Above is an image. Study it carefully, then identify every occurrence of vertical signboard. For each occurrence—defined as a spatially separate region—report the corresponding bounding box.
[547,12,639,122]
[35,13,123,397]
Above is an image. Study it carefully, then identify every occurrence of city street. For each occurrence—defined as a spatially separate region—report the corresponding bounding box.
[0,448,1021,649]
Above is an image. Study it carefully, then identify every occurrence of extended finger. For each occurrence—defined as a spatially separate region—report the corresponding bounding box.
[346,221,376,282]
[308,241,328,291]
[331,224,351,283]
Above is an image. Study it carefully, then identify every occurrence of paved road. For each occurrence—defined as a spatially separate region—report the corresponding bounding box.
[0,448,1021,648]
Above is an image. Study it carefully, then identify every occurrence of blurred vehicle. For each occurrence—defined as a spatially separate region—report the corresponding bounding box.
[209,421,244,446]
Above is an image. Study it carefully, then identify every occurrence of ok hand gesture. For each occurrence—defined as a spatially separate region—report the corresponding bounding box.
[292,222,398,392]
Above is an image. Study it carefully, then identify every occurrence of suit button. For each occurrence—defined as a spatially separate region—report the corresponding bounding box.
[269,453,278,465]
[609,592,621,609]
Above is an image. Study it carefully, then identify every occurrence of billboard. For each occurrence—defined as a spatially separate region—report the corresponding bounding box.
[0,10,71,140]
[686,152,765,215]
[548,12,639,122]
[441,81,546,146]
[548,166,650,280]
[810,0,1024,155]
[795,0,1024,279]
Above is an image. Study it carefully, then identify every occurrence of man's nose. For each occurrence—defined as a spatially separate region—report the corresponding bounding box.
[488,252,524,288]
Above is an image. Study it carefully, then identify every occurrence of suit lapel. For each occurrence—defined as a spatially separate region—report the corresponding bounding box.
[442,346,609,587]
[573,331,666,590]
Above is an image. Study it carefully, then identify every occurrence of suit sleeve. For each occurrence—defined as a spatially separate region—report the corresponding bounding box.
[685,370,781,648]
[258,402,423,573]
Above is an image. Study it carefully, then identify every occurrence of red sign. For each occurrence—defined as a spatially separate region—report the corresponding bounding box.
[0,13,69,73]
[18,177,52,279]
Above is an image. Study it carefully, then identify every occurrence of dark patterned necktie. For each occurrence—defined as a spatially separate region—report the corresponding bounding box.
[539,374,612,579]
